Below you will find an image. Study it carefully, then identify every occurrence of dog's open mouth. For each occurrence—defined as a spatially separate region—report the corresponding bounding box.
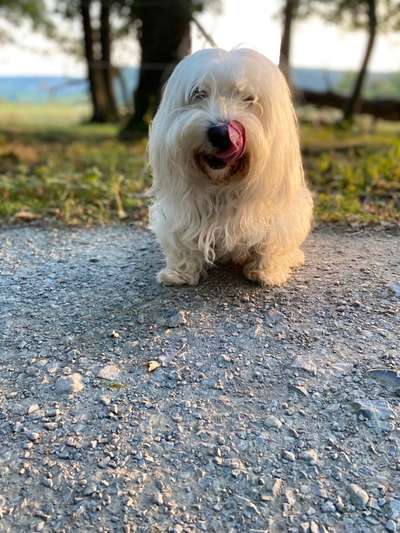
[204,155,227,170]
[196,153,247,181]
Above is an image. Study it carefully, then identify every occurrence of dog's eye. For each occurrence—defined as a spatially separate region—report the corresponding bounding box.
[242,95,256,105]
[191,87,208,102]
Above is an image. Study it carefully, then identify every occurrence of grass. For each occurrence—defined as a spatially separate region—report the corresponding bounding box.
[301,122,400,224]
[0,101,399,226]
[0,102,149,225]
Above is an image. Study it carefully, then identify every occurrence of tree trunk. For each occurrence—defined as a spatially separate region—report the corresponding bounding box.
[100,0,119,121]
[80,0,116,123]
[279,0,297,86]
[342,0,377,123]
[80,0,99,121]
[119,0,192,139]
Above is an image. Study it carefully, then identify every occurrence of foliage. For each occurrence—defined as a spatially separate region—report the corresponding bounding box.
[0,0,53,35]
[299,0,398,27]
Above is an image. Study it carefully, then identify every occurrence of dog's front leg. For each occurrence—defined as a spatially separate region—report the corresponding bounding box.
[243,246,304,287]
[157,243,205,286]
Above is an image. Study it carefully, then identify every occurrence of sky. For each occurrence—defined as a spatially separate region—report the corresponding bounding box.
[0,0,399,76]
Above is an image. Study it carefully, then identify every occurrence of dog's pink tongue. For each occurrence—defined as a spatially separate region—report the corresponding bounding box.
[217,120,245,162]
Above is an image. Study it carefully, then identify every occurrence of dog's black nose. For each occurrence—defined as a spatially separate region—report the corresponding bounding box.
[207,123,231,150]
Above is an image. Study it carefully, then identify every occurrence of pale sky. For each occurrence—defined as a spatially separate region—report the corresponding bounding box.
[0,0,399,76]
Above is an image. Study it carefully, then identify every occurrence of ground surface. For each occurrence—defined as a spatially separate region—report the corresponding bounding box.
[0,225,399,533]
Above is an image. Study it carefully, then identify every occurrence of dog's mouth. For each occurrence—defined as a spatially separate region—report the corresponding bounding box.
[195,120,247,181]
[196,152,247,182]
[204,155,228,170]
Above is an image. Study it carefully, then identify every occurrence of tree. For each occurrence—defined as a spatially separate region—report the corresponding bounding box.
[78,0,119,122]
[279,0,299,86]
[119,0,217,139]
[0,0,53,42]
[343,0,377,121]
[300,0,400,123]
[0,0,49,24]
[99,0,119,120]
[57,0,120,123]
[316,0,378,123]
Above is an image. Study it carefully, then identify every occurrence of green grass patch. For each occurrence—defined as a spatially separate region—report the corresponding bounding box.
[0,102,149,225]
[0,102,399,226]
[303,126,400,224]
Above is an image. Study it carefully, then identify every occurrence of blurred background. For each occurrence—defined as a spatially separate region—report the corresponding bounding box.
[0,0,399,226]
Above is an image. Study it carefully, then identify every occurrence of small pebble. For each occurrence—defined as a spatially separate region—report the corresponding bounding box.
[27,403,40,415]
[82,483,97,496]
[42,478,53,489]
[55,373,84,394]
[43,422,58,431]
[97,365,120,381]
[167,311,187,328]
[272,478,282,496]
[387,499,400,520]
[386,520,397,532]
[321,500,336,513]
[265,415,283,429]
[348,483,369,509]
[152,492,164,505]
[26,431,40,442]
[100,395,111,406]
[282,450,296,462]
[300,449,319,464]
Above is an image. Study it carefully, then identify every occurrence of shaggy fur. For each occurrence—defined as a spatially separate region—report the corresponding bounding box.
[148,48,313,286]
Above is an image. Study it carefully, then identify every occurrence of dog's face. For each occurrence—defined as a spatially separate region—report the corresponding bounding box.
[150,48,297,189]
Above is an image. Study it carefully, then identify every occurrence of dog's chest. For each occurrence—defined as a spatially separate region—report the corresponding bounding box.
[196,202,252,258]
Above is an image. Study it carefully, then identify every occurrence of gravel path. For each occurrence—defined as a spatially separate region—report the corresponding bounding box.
[0,225,399,533]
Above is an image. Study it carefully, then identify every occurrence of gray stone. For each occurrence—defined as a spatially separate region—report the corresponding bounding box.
[26,431,40,442]
[42,478,53,489]
[99,395,111,406]
[348,483,369,509]
[388,282,400,296]
[292,356,318,375]
[97,365,120,381]
[352,399,394,420]
[282,450,296,462]
[55,373,84,394]
[386,499,400,520]
[82,483,97,496]
[27,403,40,415]
[367,369,400,389]
[266,309,284,324]
[321,501,336,513]
[152,492,164,506]
[386,520,397,532]
[265,415,282,429]
[271,478,283,497]
[284,489,296,507]
[300,449,318,464]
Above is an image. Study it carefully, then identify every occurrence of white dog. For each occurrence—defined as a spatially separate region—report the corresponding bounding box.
[148,48,313,286]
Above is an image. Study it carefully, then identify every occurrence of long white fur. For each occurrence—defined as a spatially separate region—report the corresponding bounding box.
[148,48,313,286]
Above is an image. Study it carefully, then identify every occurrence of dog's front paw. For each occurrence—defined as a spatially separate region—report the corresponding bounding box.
[243,265,290,287]
[157,268,200,286]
